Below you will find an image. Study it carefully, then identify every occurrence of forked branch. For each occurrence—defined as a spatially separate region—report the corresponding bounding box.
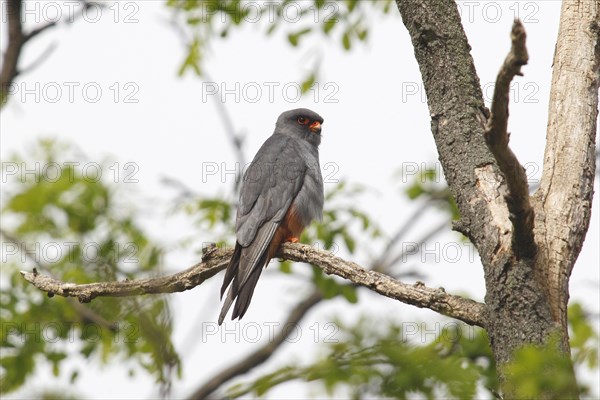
[484,19,536,259]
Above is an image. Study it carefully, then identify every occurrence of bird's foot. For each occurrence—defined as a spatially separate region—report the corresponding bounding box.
[286,236,300,243]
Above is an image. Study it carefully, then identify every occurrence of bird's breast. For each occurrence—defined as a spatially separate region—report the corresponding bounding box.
[292,157,324,226]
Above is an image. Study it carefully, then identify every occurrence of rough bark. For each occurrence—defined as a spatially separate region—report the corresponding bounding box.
[394,0,581,396]
[532,0,600,349]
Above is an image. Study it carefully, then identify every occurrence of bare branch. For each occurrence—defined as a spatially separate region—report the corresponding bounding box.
[204,71,247,175]
[1,0,100,108]
[20,244,229,302]
[0,1,61,105]
[484,19,535,260]
[24,20,59,42]
[1,0,25,107]
[279,243,485,326]
[21,242,486,327]
[190,290,323,400]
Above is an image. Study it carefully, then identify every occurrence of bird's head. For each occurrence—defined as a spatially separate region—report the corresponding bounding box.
[275,108,324,147]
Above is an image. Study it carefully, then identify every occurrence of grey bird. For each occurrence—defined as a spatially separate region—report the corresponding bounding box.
[218,108,325,324]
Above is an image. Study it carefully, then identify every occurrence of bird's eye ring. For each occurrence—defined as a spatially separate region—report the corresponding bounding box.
[297,117,309,125]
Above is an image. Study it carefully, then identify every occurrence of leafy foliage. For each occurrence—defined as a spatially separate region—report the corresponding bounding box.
[226,318,493,399]
[503,336,580,399]
[166,0,395,84]
[500,303,600,399]
[225,306,599,399]
[569,303,600,370]
[1,140,180,395]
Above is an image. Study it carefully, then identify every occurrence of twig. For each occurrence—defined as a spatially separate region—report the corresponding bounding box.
[1,0,99,108]
[484,20,535,259]
[189,290,323,400]
[385,219,448,274]
[24,20,59,42]
[21,242,486,327]
[203,71,247,190]
[372,200,433,272]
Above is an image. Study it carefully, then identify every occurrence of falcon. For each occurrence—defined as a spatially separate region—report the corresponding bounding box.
[218,108,324,324]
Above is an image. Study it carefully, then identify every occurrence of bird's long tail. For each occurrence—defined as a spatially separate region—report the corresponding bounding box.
[218,245,270,325]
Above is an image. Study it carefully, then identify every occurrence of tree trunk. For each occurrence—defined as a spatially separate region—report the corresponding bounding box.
[532,0,599,350]
[395,0,598,397]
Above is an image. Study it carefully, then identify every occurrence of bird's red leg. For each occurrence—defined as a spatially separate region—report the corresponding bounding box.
[285,236,300,243]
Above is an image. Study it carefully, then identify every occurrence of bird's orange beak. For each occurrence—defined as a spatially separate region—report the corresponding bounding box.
[309,121,321,134]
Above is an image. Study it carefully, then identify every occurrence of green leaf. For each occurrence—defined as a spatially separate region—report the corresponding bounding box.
[346,0,358,12]
[405,183,424,199]
[357,29,368,41]
[287,27,312,47]
[301,73,316,94]
[70,370,79,384]
[278,261,292,274]
[569,303,600,369]
[266,23,278,35]
[341,230,355,253]
[323,17,337,34]
[342,31,351,50]
[340,285,358,303]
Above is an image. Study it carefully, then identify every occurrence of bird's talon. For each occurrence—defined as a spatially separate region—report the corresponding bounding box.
[286,236,300,243]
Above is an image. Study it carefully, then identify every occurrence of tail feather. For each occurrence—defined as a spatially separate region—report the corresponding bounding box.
[231,251,269,320]
[219,222,281,324]
[218,287,236,325]
[218,248,269,324]
[220,244,242,299]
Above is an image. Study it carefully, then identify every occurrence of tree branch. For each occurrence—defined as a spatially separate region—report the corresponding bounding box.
[532,0,599,343]
[20,244,229,302]
[189,290,323,400]
[1,0,99,108]
[21,242,486,327]
[1,0,26,107]
[280,243,485,326]
[484,20,535,260]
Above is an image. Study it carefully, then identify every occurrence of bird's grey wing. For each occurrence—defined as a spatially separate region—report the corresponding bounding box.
[236,136,306,245]
[234,137,307,288]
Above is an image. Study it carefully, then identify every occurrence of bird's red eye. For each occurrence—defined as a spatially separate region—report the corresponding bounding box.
[297,117,309,125]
